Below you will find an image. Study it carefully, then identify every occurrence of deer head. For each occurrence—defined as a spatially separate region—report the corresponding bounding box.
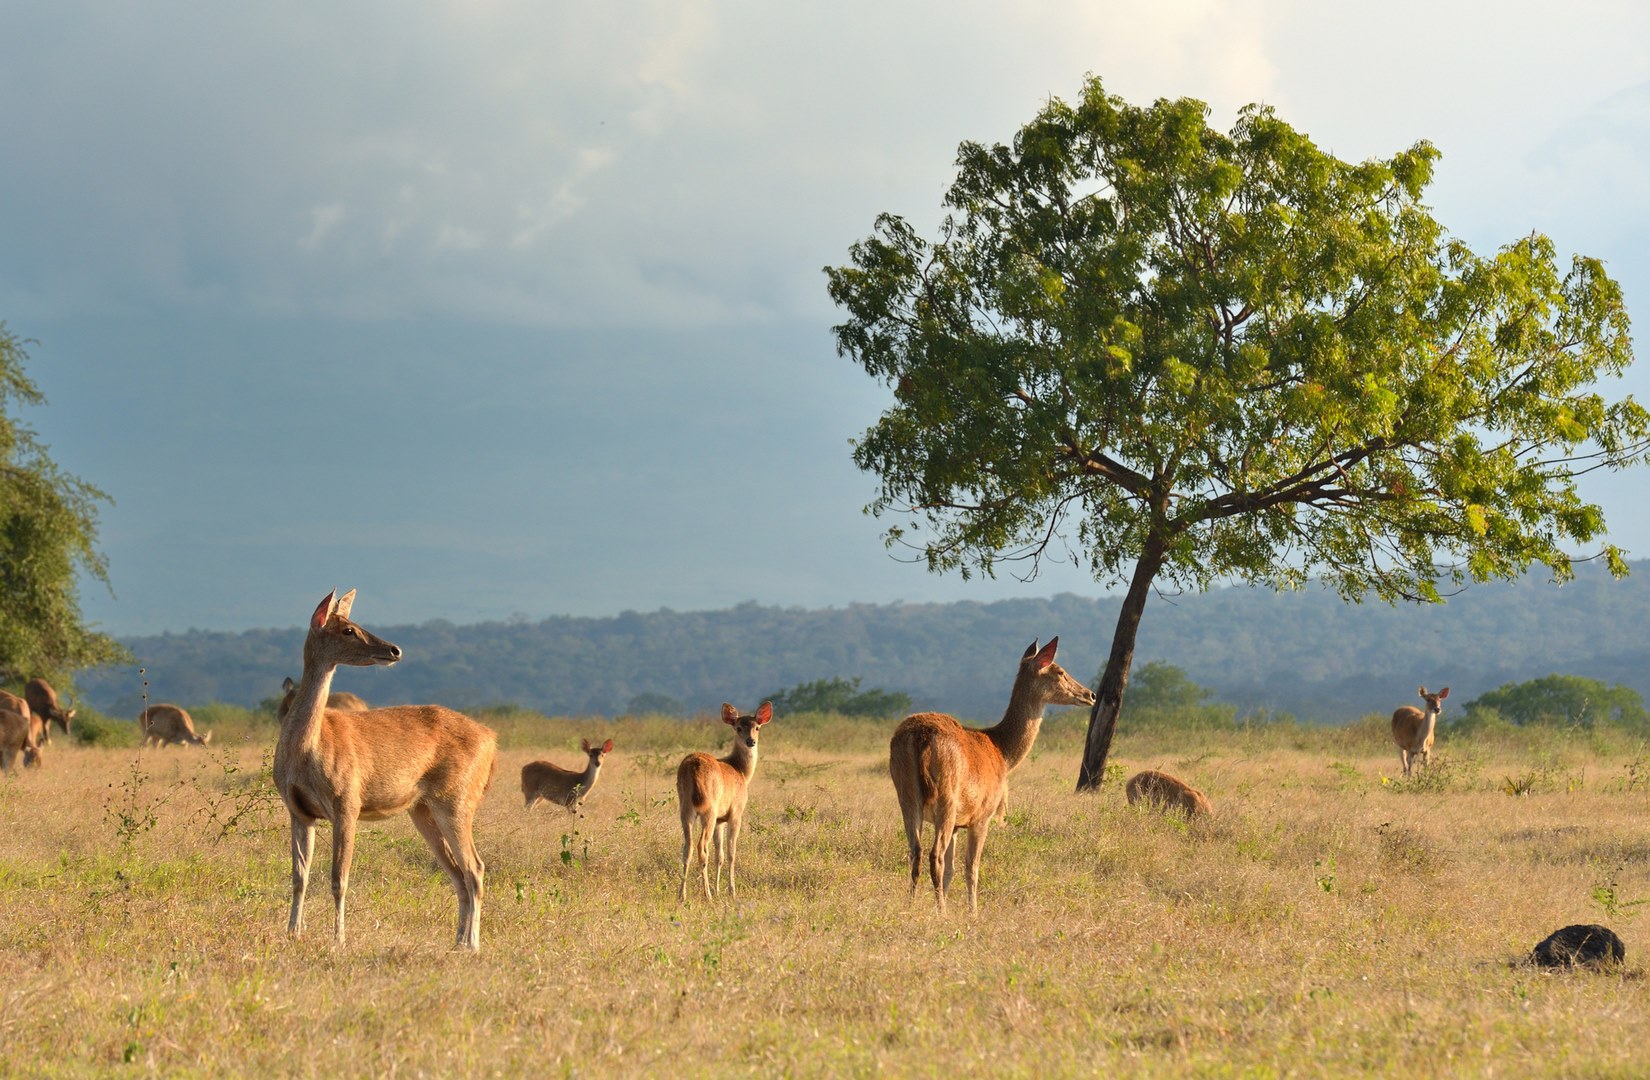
[721,701,773,749]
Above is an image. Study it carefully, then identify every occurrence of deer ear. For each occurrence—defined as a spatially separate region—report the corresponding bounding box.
[1033,637,1060,670]
[582,738,592,752]
[335,589,357,620]
[1437,687,1450,699]
[1022,641,1040,660]
[602,739,614,753]
[756,701,773,725]
[311,591,337,632]
[283,677,297,693]
[721,703,739,725]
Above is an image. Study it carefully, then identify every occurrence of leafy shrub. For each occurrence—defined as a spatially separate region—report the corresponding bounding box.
[71,709,138,748]
[766,676,912,719]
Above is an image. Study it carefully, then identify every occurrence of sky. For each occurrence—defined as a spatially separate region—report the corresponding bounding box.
[3,1,1649,636]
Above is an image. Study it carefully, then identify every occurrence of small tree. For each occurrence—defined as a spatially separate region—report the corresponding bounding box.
[1465,674,1647,730]
[767,676,913,719]
[0,324,126,685]
[827,77,1649,790]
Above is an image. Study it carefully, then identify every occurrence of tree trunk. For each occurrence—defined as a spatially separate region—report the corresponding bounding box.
[1076,540,1164,791]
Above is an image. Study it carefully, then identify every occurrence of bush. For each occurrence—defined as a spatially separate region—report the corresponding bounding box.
[71,709,139,748]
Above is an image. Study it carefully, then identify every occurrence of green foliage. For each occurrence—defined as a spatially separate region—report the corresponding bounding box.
[0,324,128,684]
[1465,674,1647,731]
[1121,662,1237,730]
[828,75,1647,601]
[71,709,138,748]
[766,675,912,719]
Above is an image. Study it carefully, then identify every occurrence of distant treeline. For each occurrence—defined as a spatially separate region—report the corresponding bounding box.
[78,561,1650,724]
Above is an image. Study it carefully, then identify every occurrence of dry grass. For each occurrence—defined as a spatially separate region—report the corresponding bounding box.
[2,714,1649,1077]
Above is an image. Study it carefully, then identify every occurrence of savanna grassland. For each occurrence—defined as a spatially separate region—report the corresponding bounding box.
[2,710,1648,1077]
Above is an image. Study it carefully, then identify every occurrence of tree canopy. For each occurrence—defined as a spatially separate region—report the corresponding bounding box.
[826,76,1648,789]
[0,324,126,686]
[1464,674,1647,731]
[766,675,913,719]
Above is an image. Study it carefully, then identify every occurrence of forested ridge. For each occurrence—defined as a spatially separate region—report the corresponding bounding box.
[79,562,1650,723]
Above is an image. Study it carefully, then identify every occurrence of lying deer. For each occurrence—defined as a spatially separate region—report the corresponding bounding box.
[677,702,772,902]
[1125,769,1212,817]
[522,738,613,816]
[890,638,1095,914]
[1392,686,1449,778]
[275,589,498,951]
[0,708,42,773]
[277,676,369,720]
[139,704,212,748]
[24,678,74,743]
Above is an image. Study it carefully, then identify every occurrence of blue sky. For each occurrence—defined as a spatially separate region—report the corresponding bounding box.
[5,2,1649,635]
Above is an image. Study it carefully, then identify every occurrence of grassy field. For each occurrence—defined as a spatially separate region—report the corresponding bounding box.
[2,709,1648,1077]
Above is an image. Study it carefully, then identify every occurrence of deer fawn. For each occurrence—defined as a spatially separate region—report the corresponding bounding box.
[1125,769,1212,817]
[890,638,1095,915]
[139,704,212,748]
[1392,686,1449,778]
[24,678,74,743]
[677,702,772,902]
[522,738,613,816]
[274,589,499,951]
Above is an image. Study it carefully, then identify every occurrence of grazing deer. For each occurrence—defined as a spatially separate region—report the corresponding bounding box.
[139,704,213,748]
[276,676,369,721]
[890,638,1095,915]
[0,690,29,723]
[677,702,772,902]
[24,678,74,743]
[1392,686,1450,778]
[522,738,613,816]
[0,708,41,773]
[275,589,498,951]
[1125,769,1212,817]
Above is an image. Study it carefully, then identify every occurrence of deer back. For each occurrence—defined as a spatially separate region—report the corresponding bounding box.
[1126,769,1212,816]
[284,704,498,821]
[889,712,1009,827]
[0,690,29,721]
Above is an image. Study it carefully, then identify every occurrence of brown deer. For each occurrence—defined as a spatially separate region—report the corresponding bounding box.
[677,702,772,902]
[522,738,613,816]
[0,707,41,773]
[1392,686,1450,778]
[275,589,498,951]
[139,704,213,748]
[0,690,30,723]
[277,676,369,720]
[890,638,1095,915]
[1125,769,1212,817]
[24,678,74,743]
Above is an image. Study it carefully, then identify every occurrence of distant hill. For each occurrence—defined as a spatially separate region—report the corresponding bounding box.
[77,561,1650,724]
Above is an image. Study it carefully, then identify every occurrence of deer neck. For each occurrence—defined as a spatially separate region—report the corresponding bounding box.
[985,680,1046,771]
[581,759,603,787]
[280,643,338,757]
[1423,704,1440,742]
[721,738,758,780]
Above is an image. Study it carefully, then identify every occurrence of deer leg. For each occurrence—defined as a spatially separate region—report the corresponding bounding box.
[725,812,742,899]
[331,811,358,945]
[898,798,924,901]
[408,804,465,940]
[288,813,315,936]
[712,820,727,896]
[930,803,957,915]
[426,803,484,951]
[697,811,716,901]
[678,811,695,903]
[963,819,990,915]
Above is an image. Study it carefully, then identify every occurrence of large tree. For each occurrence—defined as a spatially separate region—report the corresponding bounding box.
[826,77,1648,790]
[0,323,126,686]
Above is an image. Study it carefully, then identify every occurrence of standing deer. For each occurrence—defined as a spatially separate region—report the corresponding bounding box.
[275,589,498,951]
[890,638,1095,915]
[276,676,370,720]
[522,738,613,815]
[1392,686,1450,778]
[23,678,74,743]
[1,707,41,773]
[677,702,772,902]
[1125,769,1213,817]
[139,704,213,748]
